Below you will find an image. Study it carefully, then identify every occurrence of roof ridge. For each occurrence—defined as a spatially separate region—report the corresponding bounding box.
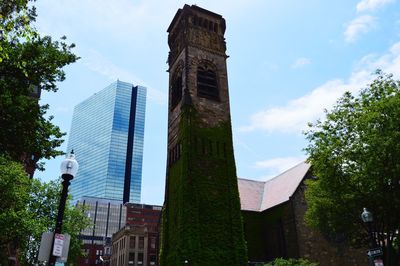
[264,161,307,184]
[237,177,266,184]
[259,161,310,211]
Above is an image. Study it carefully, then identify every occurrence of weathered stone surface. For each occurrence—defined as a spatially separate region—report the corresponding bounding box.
[241,168,367,265]
[291,180,367,266]
[161,5,247,266]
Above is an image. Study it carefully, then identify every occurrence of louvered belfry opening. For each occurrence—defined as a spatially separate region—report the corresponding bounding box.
[197,65,219,101]
[171,71,182,110]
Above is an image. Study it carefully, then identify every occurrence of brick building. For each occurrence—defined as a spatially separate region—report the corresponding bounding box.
[111,203,162,266]
[238,162,367,265]
[76,200,161,265]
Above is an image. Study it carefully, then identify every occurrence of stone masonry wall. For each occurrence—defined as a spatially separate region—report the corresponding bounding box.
[291,180,367,266]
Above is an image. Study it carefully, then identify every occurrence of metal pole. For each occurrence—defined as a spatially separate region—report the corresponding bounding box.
[47,174,73,265]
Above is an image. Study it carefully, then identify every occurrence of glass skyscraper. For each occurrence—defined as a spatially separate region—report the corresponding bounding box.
[67,81,146,203]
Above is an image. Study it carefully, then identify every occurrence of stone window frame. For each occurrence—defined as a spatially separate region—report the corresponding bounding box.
[196,61,220,101]
[170,62,183,110]
[192,15,218,33]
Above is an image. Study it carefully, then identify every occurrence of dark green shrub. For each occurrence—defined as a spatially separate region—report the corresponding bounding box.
[264,258,318,266]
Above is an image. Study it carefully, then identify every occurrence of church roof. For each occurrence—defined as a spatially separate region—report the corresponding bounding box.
[238,162,310,212]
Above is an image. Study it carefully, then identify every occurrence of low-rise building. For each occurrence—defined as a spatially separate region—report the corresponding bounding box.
[111,204,161,266]
[239,162,366,265]
[76,197,126,265]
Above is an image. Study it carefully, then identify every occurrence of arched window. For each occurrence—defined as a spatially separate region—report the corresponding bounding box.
[171,71,182,110]
[197,64,219,100]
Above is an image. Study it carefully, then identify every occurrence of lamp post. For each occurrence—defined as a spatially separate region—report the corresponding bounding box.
[361,207,376,248]
[48,151,79,265]
[361,208,384,266]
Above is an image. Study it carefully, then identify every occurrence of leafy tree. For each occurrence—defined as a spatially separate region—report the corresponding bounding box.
[0,156,90,265]
[0,156,32,264]
[1,1,86,263]
[304,71,400,265]
[264,258,318,266]
[0,0,78,174]
[63,201,91,264]
[0,0,36,51]
[22,178,90,265]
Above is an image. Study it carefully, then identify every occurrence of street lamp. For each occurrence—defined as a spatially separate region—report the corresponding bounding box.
[361,207,376,248]
[361,208,385,266]
[48,150,79,265]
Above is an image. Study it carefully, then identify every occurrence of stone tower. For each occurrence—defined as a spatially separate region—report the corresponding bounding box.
[160,5,247,266]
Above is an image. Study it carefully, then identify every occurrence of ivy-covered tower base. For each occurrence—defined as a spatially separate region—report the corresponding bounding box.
[160,5,247,266]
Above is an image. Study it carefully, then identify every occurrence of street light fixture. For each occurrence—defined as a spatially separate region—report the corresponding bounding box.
[361,208,385,266]
[361,207,373,223]
[48,150,79,265]
[361,207,376,248]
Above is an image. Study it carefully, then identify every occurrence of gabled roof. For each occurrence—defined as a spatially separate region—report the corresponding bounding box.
[237,179,265,212]
[238,162,310,212]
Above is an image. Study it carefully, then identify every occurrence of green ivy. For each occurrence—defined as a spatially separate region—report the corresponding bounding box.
[243,200,304,263]
[264,258,318,266]
[160,105,247,266]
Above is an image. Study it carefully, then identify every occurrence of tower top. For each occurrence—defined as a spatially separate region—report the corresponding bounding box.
[167,5,227,65]
[167,4,225,33]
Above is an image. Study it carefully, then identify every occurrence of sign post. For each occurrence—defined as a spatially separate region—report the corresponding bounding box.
[38,232,70,263]
[52,233,65,257]
[367,247,384,266]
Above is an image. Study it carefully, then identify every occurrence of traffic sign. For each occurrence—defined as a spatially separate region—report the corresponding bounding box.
[367,247,383,258]
[38,232,70,262]
[52,233,65,256]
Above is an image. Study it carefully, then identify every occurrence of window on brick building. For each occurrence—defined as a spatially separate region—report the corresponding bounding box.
[130,236,136,248]
[150,255,157,265]
[150,237,156,249]
[139,236,144,249]
[128,252,135,264]
[138,253,144,264]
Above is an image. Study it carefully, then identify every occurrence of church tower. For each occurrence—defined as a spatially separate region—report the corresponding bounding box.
[160,5,247,266]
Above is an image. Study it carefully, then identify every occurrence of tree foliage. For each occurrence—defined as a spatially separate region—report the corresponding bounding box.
[0,0,78,172]
[0,156,32,262]
[0,0,36,48]
[304,71,400,265]
[1,1,86,263]
[264,258,318,266]
[0,156,90,265]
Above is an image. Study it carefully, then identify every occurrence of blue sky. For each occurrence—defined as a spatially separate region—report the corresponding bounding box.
[34,0,400,205]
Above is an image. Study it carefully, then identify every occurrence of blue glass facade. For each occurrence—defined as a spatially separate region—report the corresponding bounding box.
[67,81,146,203]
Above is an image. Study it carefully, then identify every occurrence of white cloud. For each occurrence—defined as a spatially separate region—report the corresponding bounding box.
[35,0,263,106]
[83,49,167,105]
[356,0,395,12]
[250,156,306,181]
[35,0,263,40]
[344,15,376,43]
[254,156,306,172]
[240,79,358,133]
[240,41,400,134]
[291,57,311,69]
